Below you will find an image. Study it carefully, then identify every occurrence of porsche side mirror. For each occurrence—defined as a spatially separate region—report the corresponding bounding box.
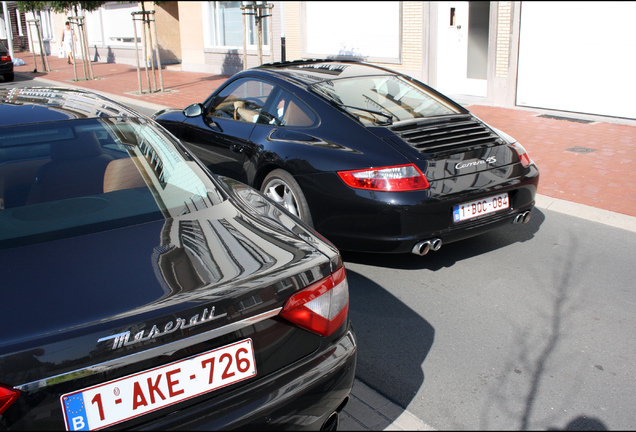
[183,103,204,118]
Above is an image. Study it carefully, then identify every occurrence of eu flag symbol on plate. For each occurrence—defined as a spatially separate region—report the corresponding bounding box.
[63,394,89,431]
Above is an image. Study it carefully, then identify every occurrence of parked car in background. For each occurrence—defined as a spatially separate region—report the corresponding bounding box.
[0,87,356,430]
[153,59,540,255]
[0,41,14,82]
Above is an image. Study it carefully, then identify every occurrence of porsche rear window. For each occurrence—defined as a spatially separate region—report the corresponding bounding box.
[0,117,224,248]
[311,75,460,125]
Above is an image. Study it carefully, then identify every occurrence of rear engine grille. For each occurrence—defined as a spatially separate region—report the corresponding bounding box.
[389,115,502,154]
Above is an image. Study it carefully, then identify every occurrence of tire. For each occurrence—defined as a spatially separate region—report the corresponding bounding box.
[3,72,14,82]
[261,169,314,227]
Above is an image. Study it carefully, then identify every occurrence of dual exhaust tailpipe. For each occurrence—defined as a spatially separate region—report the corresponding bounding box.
[412,210,531,256]
[412,238,442,256]
[513,210,532,224]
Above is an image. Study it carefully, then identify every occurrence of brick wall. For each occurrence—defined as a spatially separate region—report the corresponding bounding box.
[1,3,29,52]
[283,1,302,61]
[495,1,512,78]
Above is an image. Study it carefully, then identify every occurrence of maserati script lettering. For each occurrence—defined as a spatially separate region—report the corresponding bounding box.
[455,157,496,170]
[98,306,227,350]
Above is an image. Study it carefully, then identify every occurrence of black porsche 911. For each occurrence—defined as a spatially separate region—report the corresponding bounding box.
[0,88,356,430]
[154,59,540,255]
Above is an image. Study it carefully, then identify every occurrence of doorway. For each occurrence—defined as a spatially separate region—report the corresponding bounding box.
[435,1,490,97]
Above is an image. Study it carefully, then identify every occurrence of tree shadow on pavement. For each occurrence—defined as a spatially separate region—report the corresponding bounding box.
[346,269,434,410]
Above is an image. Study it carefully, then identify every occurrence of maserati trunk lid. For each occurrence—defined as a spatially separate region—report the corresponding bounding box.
[0,195,332,426]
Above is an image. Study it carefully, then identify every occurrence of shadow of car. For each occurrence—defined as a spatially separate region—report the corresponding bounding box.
[0,87,356,430]
[345,269,434,408]
[153,59,539,256]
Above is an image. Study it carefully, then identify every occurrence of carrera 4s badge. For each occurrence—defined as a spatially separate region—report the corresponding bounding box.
[98,306,227,351]
[455,156,497,170]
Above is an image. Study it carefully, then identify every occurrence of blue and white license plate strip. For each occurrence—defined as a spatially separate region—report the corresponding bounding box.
[453,192,509,223]
[61,339,256,431]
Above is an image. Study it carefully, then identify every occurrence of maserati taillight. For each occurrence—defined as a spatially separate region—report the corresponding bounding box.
[338,164,429,191]
[280,266,349,337]
[0,384,20,415]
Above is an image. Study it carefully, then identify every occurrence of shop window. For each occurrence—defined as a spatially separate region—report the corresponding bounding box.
[203,1,270,50]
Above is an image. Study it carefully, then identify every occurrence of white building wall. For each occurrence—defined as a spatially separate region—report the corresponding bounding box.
[516,1,636,119]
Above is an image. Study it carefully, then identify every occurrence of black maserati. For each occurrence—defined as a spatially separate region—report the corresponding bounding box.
[0,88,356,430]
[154,59,540,255]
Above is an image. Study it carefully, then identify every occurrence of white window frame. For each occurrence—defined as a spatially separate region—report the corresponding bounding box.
[16,9,24,37]
[84,8,104,45]
[202,1,270,52]
[100,2,140,47]
[35,9,54,41]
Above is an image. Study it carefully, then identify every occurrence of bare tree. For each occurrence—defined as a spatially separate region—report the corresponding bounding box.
[47,1,107,81]
[17,1,106,79]
[240,1,274,68]
[130,1,172,94]
[16,1,50,72]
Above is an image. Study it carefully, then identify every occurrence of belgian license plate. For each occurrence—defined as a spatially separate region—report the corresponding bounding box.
[61,339,256,431]
[453,192,509,223]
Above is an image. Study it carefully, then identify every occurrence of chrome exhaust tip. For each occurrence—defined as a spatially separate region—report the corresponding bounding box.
[412,240,431,256]
[522,210,532,224]
[412,239,442,255]
[321,412,339,431]
[513,211,532,224]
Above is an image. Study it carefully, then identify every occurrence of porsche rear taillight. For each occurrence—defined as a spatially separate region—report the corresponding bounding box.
[280,266,349,337]
[338,164,429,191]
[0,384,20,415]
[511,142,531,168]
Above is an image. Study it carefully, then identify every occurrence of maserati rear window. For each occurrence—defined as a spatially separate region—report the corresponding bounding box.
[0,117,223,248]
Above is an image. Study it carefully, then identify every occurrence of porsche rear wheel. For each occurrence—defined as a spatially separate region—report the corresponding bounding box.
[261,169,314,227]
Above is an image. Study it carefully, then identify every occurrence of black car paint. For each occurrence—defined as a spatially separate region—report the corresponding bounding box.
[0,88,356,430]
[1,198,351,429]
[154,60,539,254]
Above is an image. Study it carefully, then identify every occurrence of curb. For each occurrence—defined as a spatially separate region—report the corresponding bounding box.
[341,380,436,431]
[535,195,636,233]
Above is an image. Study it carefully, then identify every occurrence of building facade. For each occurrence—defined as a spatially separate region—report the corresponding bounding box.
[11,1,636,120]
[0,2,30,53]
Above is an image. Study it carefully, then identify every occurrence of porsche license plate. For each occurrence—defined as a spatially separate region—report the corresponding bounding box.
[61,339,256,431]
[453,193,509,222]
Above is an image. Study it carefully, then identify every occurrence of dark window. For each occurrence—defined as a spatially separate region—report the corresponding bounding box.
[0,117,223,248]
[260,90,317,127]
[206,79,275,123]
